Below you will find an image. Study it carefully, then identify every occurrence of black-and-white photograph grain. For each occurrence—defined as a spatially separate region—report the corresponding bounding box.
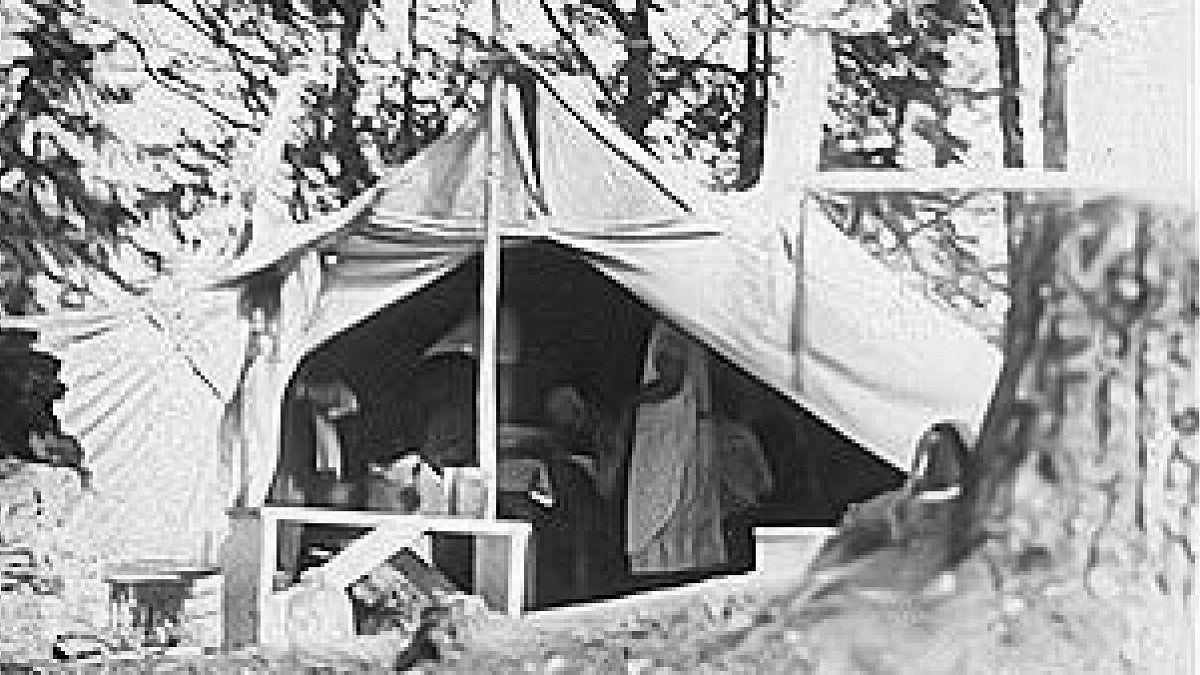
[0,0,1194,671]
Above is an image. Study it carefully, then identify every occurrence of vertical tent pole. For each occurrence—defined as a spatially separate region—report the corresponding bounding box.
[477,0,503,520]
[791,27,834,395]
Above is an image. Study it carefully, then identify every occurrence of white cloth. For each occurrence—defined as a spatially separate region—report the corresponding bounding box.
[627,323,726,574]
[312,415,341,476]
[307,380,359,478]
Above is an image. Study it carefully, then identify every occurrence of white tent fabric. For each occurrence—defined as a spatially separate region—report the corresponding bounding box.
[214,51,1001,511]
[6,288,245,561]
[2,35,1001,564]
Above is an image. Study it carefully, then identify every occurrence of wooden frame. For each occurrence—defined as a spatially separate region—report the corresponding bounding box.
[222,507,532,650]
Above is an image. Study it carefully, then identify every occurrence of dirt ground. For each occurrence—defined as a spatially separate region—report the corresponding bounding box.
[5,463,1190,673]
[25,554,1185,674]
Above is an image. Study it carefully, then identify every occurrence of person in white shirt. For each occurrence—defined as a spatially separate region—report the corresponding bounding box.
[626,323,727,579]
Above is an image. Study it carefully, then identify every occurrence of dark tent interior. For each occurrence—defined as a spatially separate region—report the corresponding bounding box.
[276,242,903,610]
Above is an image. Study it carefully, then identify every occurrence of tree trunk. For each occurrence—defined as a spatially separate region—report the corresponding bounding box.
[1037,0,1082,170]
[401,0,418,161]
[980,0,1024,172]
[763,196,1198,675]
[734,0,769,189]
[331,5,370,200]
[618,0,654,141]
[979,0,1027,258]
[953,196,1198,671]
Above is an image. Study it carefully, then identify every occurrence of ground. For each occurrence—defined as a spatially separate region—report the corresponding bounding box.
[5,458,1190,672]
[15,549,1186,673]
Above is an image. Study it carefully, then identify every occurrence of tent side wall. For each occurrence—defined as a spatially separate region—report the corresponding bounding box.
[1,289,247,563]
[228,247,475,508]
[547,205,1001,470]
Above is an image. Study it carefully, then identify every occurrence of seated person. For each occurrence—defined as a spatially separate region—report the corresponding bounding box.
[805,420,971,589]
[495,385,625,604]
[907,421,970,500]
[541,385,629,598]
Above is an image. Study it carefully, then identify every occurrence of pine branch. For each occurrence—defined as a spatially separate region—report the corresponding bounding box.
[54,6,258,130]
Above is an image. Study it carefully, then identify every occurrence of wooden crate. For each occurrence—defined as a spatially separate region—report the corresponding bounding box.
[753,526,834,575]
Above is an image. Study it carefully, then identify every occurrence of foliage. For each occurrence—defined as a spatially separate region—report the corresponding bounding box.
[1,0,1008,338]
[555,0,767,189]
[135,0,494,221]
[820,1,1010,343]
[0,0,267,310]
[818,191,1010,344]
[1,0,138,311]
[826,0,986,169]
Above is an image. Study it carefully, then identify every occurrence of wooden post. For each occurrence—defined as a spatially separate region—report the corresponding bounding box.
[755,26,832,200]
[222,507,269,650]
[477,0,503,520]
[762,27,832,394]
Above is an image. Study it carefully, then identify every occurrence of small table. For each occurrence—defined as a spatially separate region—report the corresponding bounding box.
[103,561,219,649]
[223,507,532,649]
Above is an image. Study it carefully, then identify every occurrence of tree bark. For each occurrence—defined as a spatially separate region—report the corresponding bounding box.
[952,196,1197,671]
[618,0,654,141]
[401,0,418,161]
[1037,0,1082,170]
[979,0,1024,172]
[978,0,1027,259]
[734,0,770,189]
[330,3,370,200]
[774,196,1197,674]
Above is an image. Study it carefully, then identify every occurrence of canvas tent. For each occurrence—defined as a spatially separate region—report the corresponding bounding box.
[2,36,1001,566]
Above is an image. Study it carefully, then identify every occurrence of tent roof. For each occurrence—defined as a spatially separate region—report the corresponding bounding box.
[203,51,1000,474]
[213,54,713,287]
